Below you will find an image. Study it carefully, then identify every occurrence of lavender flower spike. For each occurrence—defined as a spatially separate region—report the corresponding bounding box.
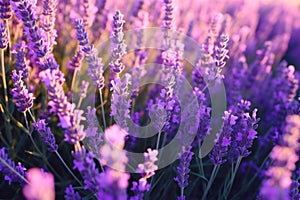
[73,18,90,54]
[12,42,30,79]
[174,146,194,200]
[109,10,127,74]
[0,20,8,49]
[64,185,81,200]
[10,70,34,113]
[209,111,238,165]
[110,74,132,131]
[0,0,12,19]
[260,115,300,200]
[72,145,102,193]
[0,147,27,186]
[33,119,58,152]
[12,0,49,58]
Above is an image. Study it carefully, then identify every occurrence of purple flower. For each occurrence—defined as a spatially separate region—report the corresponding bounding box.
[110,74,132,131]
[0,20,8,49]
[64,185,81,200]
[12,42,30,78]
[162,0,174,30]
[209,110,238,165]
[86,47,105,89]
[10,70,34,113]
[0,0,12,19]
[214,34,229,78]
[130,178,151,200]
[174,146,194,200]
[289,180,300,200]
[109,10,127,74]
[67,49,84,72]
[12,0,49,58]
[0,147,27,186]
[79,80,89,99]
[83,0,97,28]
[74,18,90,53]
[41,0,57,52]
[23,168,55,200]
[72,145,102,193]
[33,119,58,152]
[174,146,194,199]
[39,69,86,144]
[260,115,300,200]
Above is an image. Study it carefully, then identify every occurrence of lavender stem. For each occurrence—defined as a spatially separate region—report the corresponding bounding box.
[99,89,106,129]
[202,165,220,200]
[0,156,30,185]
[1,49,8,110]
[54,150,83,186]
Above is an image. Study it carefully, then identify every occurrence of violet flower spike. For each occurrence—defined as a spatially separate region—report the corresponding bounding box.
[72,145,102,193]
[33,119,58,152]
[10,70,34,113]
[260,115,300,200]
[0,147,28,186]
[174,146,194,200]
[110,74,132,131]
[64,185,81,200]
[0,0,12,20]
[209,110,238,165]
[12,0,49,59]
[12,42,30,78]
[109,10,127,74]
[39,69,86,144]
[0,20,8,49]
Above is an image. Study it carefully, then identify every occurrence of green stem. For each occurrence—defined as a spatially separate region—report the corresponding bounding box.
[202,165,220,200]
[54,150,83,186]
[1,49,8,111]
[155,130,162,150]
[224,156,242,199]
[0,156,30,185]
[24,112,63,180]
[99,89,107,129]
[71,68,78,92]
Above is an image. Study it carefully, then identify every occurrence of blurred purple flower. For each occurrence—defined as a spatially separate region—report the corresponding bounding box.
[23,168,55,200]
[64,185,81,200]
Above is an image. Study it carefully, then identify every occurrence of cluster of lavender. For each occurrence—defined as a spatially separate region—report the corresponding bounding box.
[0,0,300,199]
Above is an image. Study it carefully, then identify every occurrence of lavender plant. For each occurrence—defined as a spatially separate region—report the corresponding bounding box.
[0,0,300,199]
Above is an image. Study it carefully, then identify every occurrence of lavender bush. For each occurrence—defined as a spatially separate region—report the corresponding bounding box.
[0,0,300,199]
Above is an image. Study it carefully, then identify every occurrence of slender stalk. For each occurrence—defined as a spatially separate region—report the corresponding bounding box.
[155,130,162,150]
[1,49,8,110]
[0,156,30,185]
[99,89,106,129]
[202,165,220,200]
[24,112,63,180]
[71,68,78,91]
[54,150,83,186]
[180,186,184,199]
[223,156,242,199]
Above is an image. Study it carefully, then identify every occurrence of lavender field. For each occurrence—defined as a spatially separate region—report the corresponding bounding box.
[0,0,300,199]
